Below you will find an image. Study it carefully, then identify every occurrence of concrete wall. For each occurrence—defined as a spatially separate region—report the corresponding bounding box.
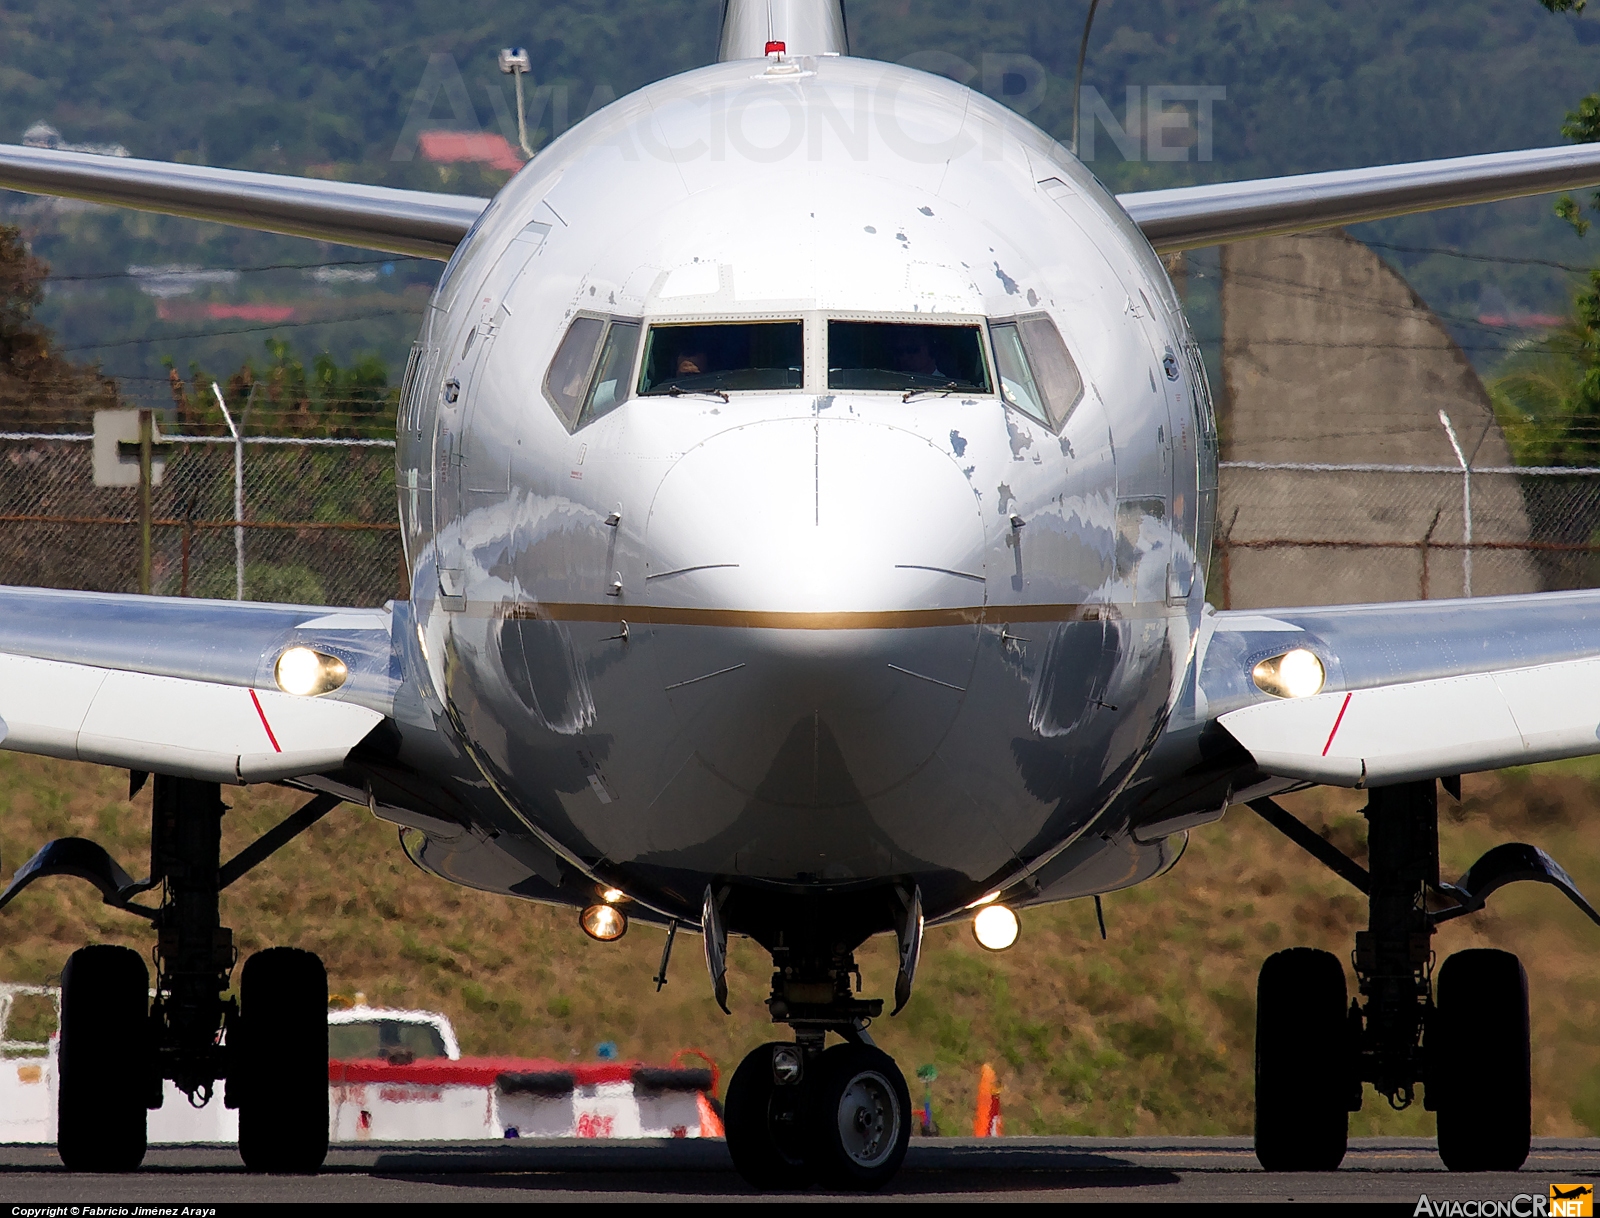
[1216,230,1538,609]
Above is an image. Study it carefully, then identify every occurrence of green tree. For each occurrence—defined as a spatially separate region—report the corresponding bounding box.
[1485,0,1600,464]
[0,225,120,427]
[165,337,397,438]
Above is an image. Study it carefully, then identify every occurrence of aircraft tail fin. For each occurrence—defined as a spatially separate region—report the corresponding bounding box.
[718,0,848,61]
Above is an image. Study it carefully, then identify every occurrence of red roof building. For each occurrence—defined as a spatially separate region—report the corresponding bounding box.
[416,131,524,173]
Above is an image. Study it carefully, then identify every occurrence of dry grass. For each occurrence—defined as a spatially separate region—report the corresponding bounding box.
[2,751,1599,1138]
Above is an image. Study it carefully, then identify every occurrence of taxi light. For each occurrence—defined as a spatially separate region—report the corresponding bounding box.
[602,888,625,903]
[580,903,628,942]
[274,646,348,697]
[964,890,1001,910]
[1252,648,1325,699]
[972,905,1019,952]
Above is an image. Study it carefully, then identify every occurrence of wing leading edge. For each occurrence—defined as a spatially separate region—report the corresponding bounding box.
[0,144,487,260]
[0,586,396,783]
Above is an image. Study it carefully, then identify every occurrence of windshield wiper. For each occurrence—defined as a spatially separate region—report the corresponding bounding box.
[902,381,963,403]
[667,384,731,403]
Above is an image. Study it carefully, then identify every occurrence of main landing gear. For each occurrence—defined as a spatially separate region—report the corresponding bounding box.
[1248,780,1593,1172]
[0,774,340,1173]
[714,886,920,1191]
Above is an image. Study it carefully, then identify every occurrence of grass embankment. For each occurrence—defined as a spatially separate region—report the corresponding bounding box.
[2,752,1599,1138]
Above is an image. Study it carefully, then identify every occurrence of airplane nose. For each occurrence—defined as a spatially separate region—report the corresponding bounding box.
[641,417,989,805]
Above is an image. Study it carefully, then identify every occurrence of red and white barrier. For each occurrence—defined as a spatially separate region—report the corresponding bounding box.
[329,1059,722,1141]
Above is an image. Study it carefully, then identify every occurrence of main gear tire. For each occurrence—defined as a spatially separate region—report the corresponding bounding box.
[1433,948,1530,1172]
[58,945,152,1173]
[235,947,329,1173]
[1254,947,1353,1172]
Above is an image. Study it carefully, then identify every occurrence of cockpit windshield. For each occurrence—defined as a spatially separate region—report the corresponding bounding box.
[828,321,991,394]
[638,322,803,395]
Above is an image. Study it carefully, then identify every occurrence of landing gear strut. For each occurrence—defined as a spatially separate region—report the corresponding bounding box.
[2,774,337,1173]
[717,888,918,1191]
[1248,780,1579,1172]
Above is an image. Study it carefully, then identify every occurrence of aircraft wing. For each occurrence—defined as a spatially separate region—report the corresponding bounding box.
[1199,590,1600,788]
[1119,143,1600,253]
[0,144,487,260]
[9,139,1600,262]
[0,586,395,784]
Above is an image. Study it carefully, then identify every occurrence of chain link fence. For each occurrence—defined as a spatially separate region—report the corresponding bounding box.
[2,437,1596,613]
[1215,461,1600,610]
[0,434,403,606]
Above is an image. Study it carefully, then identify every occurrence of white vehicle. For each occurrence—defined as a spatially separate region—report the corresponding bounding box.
[327,1002,461,1063]
[1,0,1600,1188]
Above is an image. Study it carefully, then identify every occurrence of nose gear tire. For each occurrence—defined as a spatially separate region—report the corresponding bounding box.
[802,1043,911,1190]
[58,945,152,1173]
[1254,947,1351,1172]
[234,948,330,1173]
[725,1042,813,1190]
[1433,949,1530,1172]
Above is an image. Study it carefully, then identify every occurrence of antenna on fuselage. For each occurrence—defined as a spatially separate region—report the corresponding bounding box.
[498,46,536,160]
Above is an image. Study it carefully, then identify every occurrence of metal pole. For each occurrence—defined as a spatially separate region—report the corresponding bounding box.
[1439,410,1471,597]
[138,408,153,595]
[1070,0,1103,157]
[213,384,244,601]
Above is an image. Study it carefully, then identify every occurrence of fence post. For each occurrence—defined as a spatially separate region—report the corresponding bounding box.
[212,384,245,601]
[1439,411,1472,597]
[137,408,153,595]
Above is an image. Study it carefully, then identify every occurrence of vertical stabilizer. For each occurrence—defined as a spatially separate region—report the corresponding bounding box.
[718,0,849,61]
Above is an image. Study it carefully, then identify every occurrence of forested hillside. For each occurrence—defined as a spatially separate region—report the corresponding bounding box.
[1,0,1597,391]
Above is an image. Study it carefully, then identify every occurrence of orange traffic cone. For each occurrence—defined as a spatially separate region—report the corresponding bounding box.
[972,1063,1003,1137]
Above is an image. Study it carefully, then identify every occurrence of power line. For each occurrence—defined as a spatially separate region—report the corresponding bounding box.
[43,255,433,284]
[1361,240,1595,275]
[58,307,424,354]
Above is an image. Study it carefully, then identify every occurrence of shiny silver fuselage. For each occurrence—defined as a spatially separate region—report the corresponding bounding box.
[397,56,1216,926]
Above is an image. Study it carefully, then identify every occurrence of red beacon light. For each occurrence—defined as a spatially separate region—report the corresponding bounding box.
[765,40,786,55]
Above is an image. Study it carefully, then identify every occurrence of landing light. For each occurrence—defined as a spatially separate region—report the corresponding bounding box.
[1252,648,1325,699]
[274,646,348,697]
[964,890,1001,910]
[580,903,628,942]
[602,888,626,903]
[972,905,1019,952]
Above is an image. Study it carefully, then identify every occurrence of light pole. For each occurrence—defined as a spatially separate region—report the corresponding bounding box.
[499,47,536,159]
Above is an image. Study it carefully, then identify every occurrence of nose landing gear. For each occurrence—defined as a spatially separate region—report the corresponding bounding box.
[725,1038,912,1192]
[715,890,919,1192]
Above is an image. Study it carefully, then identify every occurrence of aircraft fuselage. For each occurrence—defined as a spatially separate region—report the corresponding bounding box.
[395,55,1217,934]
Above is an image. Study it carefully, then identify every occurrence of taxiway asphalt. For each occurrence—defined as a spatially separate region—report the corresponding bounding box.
[0,1137,1594,1203]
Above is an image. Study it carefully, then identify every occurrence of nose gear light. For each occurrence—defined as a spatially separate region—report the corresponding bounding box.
[1252,648,1326,699]
[972,904,1019,951]
[274,647,348,697]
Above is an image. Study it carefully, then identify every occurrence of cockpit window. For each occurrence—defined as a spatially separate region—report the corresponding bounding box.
[544,315,606,430]
[579,321,640,428]
[638,322,803,395]
[828,321,991,394]
[989,315,1084,432]
[544,314,643,432]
